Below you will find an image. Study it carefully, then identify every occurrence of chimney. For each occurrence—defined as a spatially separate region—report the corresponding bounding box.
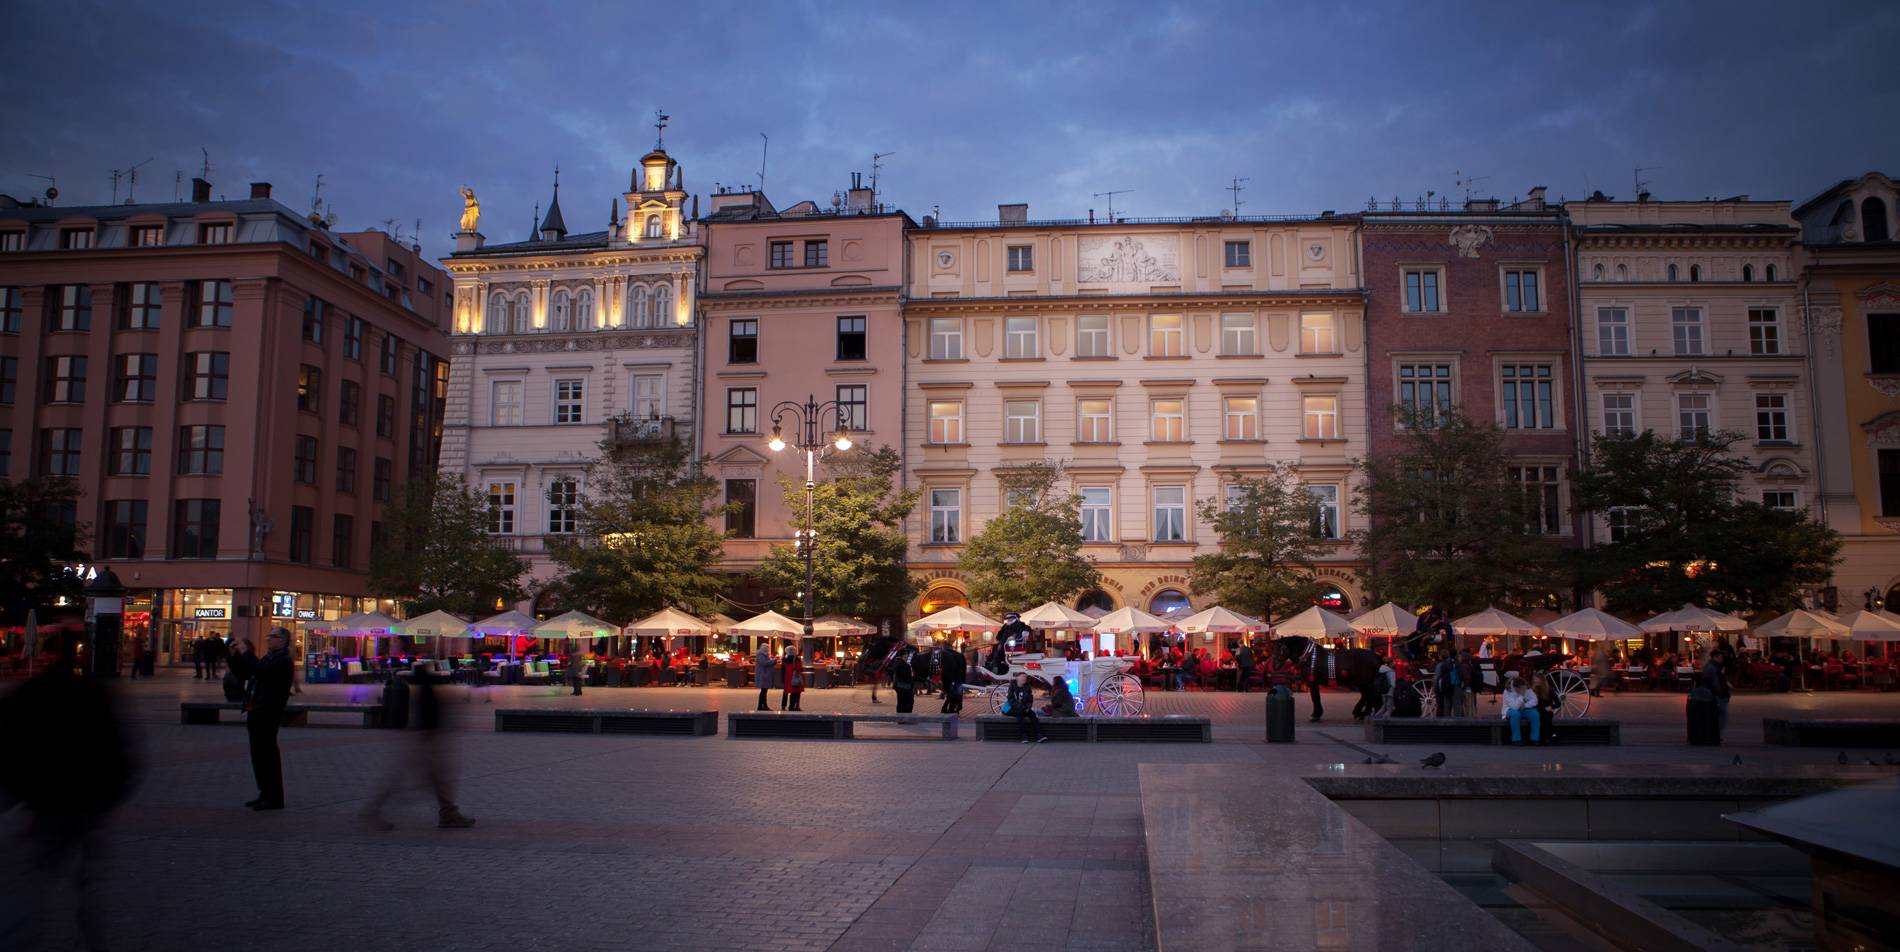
[249,182,271,200]
[846,185,873,213]
[1525,185,1546,210]
[1464,197,1499,212]
[998,203,1028,224]
[191,177,212,203]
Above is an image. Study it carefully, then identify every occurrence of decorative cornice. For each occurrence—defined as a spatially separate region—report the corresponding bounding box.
[469,330,694,355]
[443,249,702,275]
[904,288,1365,314]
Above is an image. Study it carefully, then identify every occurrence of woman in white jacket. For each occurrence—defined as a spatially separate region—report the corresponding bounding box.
[1501,674,1539,745]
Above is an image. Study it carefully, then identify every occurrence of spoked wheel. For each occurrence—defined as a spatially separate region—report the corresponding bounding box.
[986,687,1007,716]
[1413,681,1437,718]
[1096,672,1145,716]
[1545,669,1590,719]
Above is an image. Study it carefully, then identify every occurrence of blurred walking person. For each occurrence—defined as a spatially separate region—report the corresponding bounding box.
[939,643,967,715]
[362,665,476,830]
[781,647,804,711]
[228,627,293,810]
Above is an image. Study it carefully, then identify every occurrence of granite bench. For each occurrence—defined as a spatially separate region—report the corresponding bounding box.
[180,701,384,728]
[1761,718,1900,748]
[1367,716,1621,745]
[725,712,959,739]
[973,715,1211,742]
[494,708,718,735]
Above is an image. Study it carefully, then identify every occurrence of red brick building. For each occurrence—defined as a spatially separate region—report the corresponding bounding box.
[1359,191,1583,542]
[0,179,451,663]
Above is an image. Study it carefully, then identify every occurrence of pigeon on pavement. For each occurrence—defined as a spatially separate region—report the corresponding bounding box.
[1420,752,1446,768]
[1837,751,1849,765]
[1731,755,1743,766]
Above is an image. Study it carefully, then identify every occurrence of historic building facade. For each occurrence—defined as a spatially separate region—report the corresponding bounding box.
[438,147,702,600]
[698,181,911,583]
[0,179,451,662]
[1794,172,1900,611]
[1360,194,1584,560]
[902,206,1367,623]
[1568,196,1810,545]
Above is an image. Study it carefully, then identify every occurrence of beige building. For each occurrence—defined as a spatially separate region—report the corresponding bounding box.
[1569,197,1812,543]
[903,206,1367,629]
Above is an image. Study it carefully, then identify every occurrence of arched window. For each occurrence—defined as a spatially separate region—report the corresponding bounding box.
[486,292,509,335]
[1148,589,1192,618]
[1075,589,1114,613]
[575,289,594,330]
[1741,264,1753,283]
[1667,264,1679,282]
[919,585,968,615]
[654,283,673,326]
[645,214,664,239]
[1592,264,1604,281]
[512,292,532,334]
[1863,196,1891,242]
[551,289,571,331]
[1689,264,1701,282]
[1615,264,1628,281]
[1766,264,1777,282]
[628,285,649,328]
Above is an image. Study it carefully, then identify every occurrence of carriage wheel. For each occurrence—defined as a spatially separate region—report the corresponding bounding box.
[1413,681,1437,718]
[1097,673,1144,717]
[986,687,1006,717]
[1545,669,1590,719]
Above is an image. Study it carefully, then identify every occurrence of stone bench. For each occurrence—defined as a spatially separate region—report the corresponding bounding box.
[180,701,384,728]
[725,712,959,740]
[1367,716,1621,745]
[1762,718,1900,748]
[494,708,718,736]
[973,715,1211,742]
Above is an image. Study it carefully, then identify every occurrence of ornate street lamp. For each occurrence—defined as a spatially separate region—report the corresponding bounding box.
[767,394,853,657]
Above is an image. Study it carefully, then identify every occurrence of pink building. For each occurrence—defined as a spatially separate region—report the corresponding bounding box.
[699,181,911,587]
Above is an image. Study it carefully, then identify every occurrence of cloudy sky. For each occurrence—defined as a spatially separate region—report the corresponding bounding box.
[3,0,1895,253]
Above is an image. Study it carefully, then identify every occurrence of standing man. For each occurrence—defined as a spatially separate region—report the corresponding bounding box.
[191,635,205,679]
[566,646,585,697]
[890,644,918,714]
[230,627,293,811]
[939,643,967,715]
[1697,648,1731,740]
[754,640,776,711]
[1234,639,1256,693]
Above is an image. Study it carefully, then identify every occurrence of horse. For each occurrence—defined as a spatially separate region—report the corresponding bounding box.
[1273,636,1388,722]
[854,634,905,703]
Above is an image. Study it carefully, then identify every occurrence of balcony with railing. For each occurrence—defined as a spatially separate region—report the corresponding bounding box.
[612,414,676,444]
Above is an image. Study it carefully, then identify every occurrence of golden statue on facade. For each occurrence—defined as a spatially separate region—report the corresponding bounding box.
[459,185,480,233]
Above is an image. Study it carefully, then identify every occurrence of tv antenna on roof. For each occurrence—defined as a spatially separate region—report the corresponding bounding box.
[1453,170,1489,202]
[1093,189,1132,221]
[871,151,896,201]
[200,148,213,181]
[1227,176,1248,216]
[22,173,57,205]
[1634,165,1660,196]
[311,174,326,214]
[757,133,768,194]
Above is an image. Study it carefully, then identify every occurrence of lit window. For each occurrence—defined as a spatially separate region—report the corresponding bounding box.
[1150,399,1185,442]
[491,381,523,426]
[1223,397,1259,440]
[198,223,233,244]
[1300,313,1336,353]
[1302,395,1340,439]
[1078,399,1113,443]
[928,400,963,444]
[132,225,163,247]
[1308,485,1341,539]
[297,365,322,413]
[486,482,516,534]
[1149,315,1184,356]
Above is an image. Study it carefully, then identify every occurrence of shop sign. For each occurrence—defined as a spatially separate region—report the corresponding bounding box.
[271,593,297,617]
[193,607,228,619]
[296,609,318,620]
[1317,587,1348,610]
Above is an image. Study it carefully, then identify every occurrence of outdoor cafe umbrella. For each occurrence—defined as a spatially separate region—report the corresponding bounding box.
[1541,607,1643,643]
[1273,605,1355,640]
[1349,602,1416,651]
[626,607,712,654]
[400,610,470,656]
[811,614,873,637]
[1175,606,1262,634]
[731,609,808,640]
[1089,605,1173,635]
[1019,601,1097,631]
[1837,609,1900,642]
[331,610,403,658]
[468,609,541,658]
[908,605,1003,634]
[532,611,620,654]
[1640,604,1747,633]
[1452,606,1542,638]
[1754,608,1853,690]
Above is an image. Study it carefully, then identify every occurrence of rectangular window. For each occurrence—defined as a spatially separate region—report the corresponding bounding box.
[0,232,18,252]
[1004,400,1041,444]
[1080,487,1112,543]
[725,387,757,434]
[1597,308,1629,355]
[1077,315,1111,357]
[184,352,228,401]
[336,446,357,493]
[1150,399,1185,442]
[108,426,152,476]
[490,380,522,426]
[554,379,584,424]
[45,355,86,403]
[1308,484,1341,540]
[170,499,220,559]
[302,296,325,343]
[1223,397,1259,440]
[297,365,322,413]
[769,241,794,269]
[176,425,224,475]
[1500,364,1554,429]
[1152,486,1186,542]
[288,506,314,564]
[1879,449,1900,517]
[1508,465,1563,535]
[115,353,157,403]
[1149,315,1184,356]
[723,479,755,538]
[0,356,12,404]
[836,384,867,431]
[376,395,395,437]
[1004,316,1038,358]
[373,457,392,502]
[55,285,93,331]
[1078,398,1112,443]
[1220,314,1256,355]
[1007,245,1033,272]
[836,316,866,360]
[61,228,94,249]
[1404,269,1440,313]
[1869,314,1900,374]
[0,287,19,332]
[1224,241,1251,268]
[928,318,962,359]
[1671,307,1705,356]
[486,481,516,534]
[1677,393,1712,441]
[1747,308,1781,355]
[804,240,828,268]
[122,282,161,329]
[1303,395,1340,439]
[131,225,163,247]
[344,316,363,360]
[928,400,963,444]
[40,428,82,476]
[292,435,318,484]
[193,280,231,328]
[198,222,232,245]
[548,477,581,535]
[339,380,361,427]
[104,500,147,559]
[1397,363,1454,427]
[1755,393,1790,442]
[925,488,960,544]
[1504,269,1540,311]
[1762,491,1798,511]
[1601,393,1636,437]
[380,334,399,375]
[630,373,664,420]
[1299,313,1336,354]
[728,318,758,363]
[0,430,9,474]
[331,514,354,568]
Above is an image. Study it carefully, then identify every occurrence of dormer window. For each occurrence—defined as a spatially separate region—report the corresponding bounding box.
[132,225,164,247]
[60,228,94,250]
[198,222,232,244]
[645,214,663,239]
[1864,196,1891,242]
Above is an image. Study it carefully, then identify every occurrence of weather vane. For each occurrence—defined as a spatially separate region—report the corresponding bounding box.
[654,109,670,150]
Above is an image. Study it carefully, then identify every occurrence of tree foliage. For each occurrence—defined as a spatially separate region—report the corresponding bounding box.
[1351,408,1567,615]
[1570,430,1840,615]
[752,444,922,618]
[0,477,89,623]
[957,462,1100,612]
[1189,467,1327,623]
[368,473,529,618]
[544,430,727,622]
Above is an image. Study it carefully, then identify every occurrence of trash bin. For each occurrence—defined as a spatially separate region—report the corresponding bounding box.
[1266,686,1296,743]
[381,677,410,730]
[1686,686,1721,745]
[607,666,623,688]
[726,665,745,689]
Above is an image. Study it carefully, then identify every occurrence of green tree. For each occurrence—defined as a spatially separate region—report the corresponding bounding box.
[1571,430,1840,615]
[753,444,921,618]
[957,462,1100,612]
[368,473,529,617]
[0,477,89,623]
[1189,467,1326,623]
[1352,407,1567,615]
[545,428,727,622]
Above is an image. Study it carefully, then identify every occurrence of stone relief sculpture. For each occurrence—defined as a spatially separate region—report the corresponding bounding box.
[459,185,481,233]
[1077,235,1179,285]
[1447,224,1493,258]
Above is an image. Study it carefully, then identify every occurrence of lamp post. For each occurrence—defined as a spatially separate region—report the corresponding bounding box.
[767,393,853,659]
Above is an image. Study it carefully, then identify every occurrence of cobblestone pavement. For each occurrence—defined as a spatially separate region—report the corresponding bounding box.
[10,670,1899,951]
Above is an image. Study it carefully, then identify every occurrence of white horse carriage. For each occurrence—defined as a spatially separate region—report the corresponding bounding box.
[966,653,1145,717]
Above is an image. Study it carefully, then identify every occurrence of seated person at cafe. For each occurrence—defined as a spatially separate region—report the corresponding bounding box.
[1044,676,1079,717]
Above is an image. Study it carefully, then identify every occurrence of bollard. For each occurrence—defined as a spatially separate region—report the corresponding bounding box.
[381,676,410,729]
[1266,686,1296,743]
[1685,685,1720,745]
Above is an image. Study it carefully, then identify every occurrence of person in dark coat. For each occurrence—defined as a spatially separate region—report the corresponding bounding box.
[1234,641,1256,693]
[566,647,585,697]
[362,665,476,830]
[890,645,918,713]
[1005,673,1046,742]
[938,645,967,714]
[0,640,135,949]
[191,635,206,679]
[1044,675,1078,717]
[229,627,294,810]
[753,642,776,711]
[206,634,226,678]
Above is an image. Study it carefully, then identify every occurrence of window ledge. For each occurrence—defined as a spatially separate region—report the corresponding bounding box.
[1072,441,1122,448]
[1755,440,1801,448]
[999,356,1046,362]
[1402,310,1445,317]
[925,442,972,449]
[1216,352,1263,359]
[1143,441,1192,447]
[1071,355,1119,361]
[1146,541,1197,548]
[1143,355,1190,361]
[1295,352,1344,358]
[1296,437,1346,445]
[924,357,970,364]
[920,542,965,549]
[1503,311,1549,317]
[1217,439,1268,445]
[999,441,1048,447]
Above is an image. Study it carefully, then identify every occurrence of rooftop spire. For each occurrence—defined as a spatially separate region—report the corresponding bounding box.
[654,109,669,151]
[539,166,567,239]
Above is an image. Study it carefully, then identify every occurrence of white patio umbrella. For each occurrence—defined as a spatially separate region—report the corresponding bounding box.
[1349,602,1416,637]
[1640,603,1747,633]
[468,609,543,658]
[707,612,740,634]
[1753,609,1851,641]
[1452,606,1543,638]
[533,610,619,641]
[400,610,470,658]
[908,605,1003,634]
[810,614,874,637]
[1273,605,1356,640]
[730,609,808,640]
[1079,605,1110,620]
[331,610,403,657]
[1019,601,1098,631]
[1175,606,1263,634]
[1090,605,1174,635]
[625,607,711,638]
[1541,607,1643,642]
[1836,609,1900,643]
